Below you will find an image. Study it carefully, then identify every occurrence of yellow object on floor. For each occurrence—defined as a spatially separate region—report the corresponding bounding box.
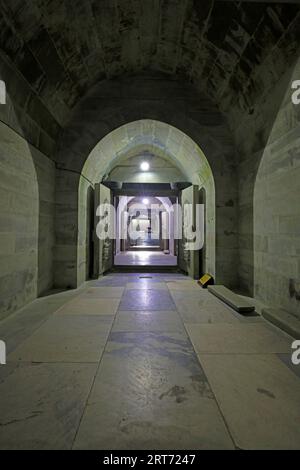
[198,273,214,288]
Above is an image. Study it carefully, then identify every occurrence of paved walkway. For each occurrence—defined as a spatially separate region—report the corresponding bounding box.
[114,251,177,266]
[0,273,299,449]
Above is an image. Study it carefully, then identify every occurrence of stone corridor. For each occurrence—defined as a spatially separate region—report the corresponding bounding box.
[0,273,299,450]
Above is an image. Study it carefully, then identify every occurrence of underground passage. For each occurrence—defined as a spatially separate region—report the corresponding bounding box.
[0,0,299,452]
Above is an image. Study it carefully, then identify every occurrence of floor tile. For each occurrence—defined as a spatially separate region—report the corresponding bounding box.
[126,281,167,290]
[199,354,300,449]
[171,290,262,323]
[231,311,263,323]
[171,294,239,322]
[137,273,167,278]
[55,298,120,316]
[80,287,124,298]
[91,276,129,287]
[174,298,239,324]
[114,252,177,266]
[186,323,292,354]
[9,315,112,363]
[73,332,233,450]
[0,363,97,450]
[277,353,300,379]
[170,290,220,302]
[113,311,183,333]
[163,276,189,281]
[119,289,176,311]
[91,279,128,287]
[182,308,239,324]
[111,273,146,277]
[1,271,298,450]
[0,289,86,355]
[167,281,200,291]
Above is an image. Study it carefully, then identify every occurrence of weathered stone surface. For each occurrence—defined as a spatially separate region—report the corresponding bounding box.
[0,122,55,319]
[0,1,298,127]
[262,308,300,339]
[55,80,238,289]
[208,285,255,313]
[0,1,299,330]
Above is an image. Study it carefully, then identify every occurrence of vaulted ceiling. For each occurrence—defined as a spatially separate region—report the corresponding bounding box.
[1,0,299,131]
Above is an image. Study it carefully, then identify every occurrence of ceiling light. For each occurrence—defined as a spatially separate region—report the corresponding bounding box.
[140,161,150,171]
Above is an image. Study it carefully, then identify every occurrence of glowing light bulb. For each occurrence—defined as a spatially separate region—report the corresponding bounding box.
[140,161,150,171]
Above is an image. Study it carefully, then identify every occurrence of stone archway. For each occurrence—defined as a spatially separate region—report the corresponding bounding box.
[54,76,238,289]
[77,120,216,282]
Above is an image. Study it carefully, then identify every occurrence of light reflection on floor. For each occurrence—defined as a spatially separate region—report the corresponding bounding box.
[114,250,177,266]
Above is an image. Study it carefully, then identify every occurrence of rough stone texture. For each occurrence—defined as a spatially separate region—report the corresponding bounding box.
[235,53,300,320]
[80,119,217,283]
[0,122,38,318]
[54,169,80,289]
[35,149,56,297]
[0,122,55,319]
[0,1,299,321]
[1,274,299,450]
[253,58,300,319]
[0,1,298,127]
[262,307,300,339]
[208,285,255,313]
[107,154,185,184]
[55,79,238,289]
[0,56,60,157]
[77,177,95,287]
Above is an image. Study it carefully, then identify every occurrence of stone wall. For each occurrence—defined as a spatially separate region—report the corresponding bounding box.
[77,176,94,286]
[235,55,300,319]
[54,169,79,289]
[199,167,216,280]
[0,56,60,158]
[0,1,298,321]
[36,149,56,297]
[254,58,300,318]
[0,121,55,320]
[0,56,58,319]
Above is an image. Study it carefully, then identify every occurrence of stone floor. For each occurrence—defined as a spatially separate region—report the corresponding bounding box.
[0,273,299,450]
[114,251,177,266]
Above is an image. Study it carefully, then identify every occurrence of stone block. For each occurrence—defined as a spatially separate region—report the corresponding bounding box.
[262,308,300,339]
[208,285,255,313]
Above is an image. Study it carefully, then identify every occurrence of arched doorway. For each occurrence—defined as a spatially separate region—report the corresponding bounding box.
[114,195,177,268]
[78,120,215,281]
[54,75,238,290]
